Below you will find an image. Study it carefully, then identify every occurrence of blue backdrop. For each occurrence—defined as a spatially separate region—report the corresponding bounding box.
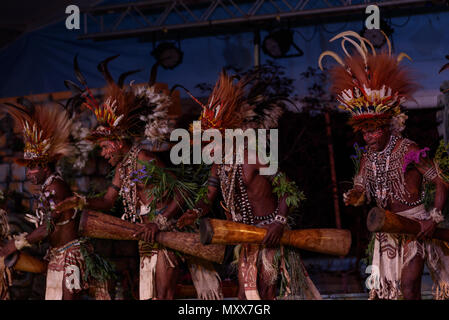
[0,6,448,101]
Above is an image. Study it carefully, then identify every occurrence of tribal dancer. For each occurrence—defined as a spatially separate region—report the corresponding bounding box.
[0,101,110,300]
[59,56,222,300]
[319,31,449,300]
[177,71,321,300]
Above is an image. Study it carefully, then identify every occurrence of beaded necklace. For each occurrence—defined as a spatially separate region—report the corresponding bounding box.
[217,163,239,222]
[118,144,142,223]
[217,164,277,225]
[364,135,424,209]
[27,174,62,227]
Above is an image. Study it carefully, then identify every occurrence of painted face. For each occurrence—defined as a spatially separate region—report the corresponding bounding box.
[26,165,48,185]
[99,140,124,166]
[362,126,391,152]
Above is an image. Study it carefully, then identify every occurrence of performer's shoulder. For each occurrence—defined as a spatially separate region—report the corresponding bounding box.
[137,149,165,167]
[45,177,71,198]
[398,138,429,161]
[137,149,156,161]
[401,137,420,151]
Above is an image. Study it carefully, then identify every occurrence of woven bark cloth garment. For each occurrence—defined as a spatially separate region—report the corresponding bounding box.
[0,257,11,300]
[138,243,223,300]
[237,243,322,300]
[138,205,223,300]
[138,203,180,300]
[238,244,262,300]
[44,239,110,300]
[0,209,12,300]
[138,238,180,300]
[369,205,449,300]
[186,256,223,300]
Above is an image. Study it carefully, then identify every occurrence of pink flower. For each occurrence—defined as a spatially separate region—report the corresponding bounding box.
[402,147,429,172]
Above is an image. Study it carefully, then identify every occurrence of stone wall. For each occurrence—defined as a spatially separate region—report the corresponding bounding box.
[0,111,36,213]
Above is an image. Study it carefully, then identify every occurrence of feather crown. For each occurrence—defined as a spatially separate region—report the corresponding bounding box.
[179,70,286,133]
[1,100,73,167]
[318,30,418,131]
[66,55,175,143]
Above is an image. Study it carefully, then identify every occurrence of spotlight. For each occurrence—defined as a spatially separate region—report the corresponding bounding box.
[262,29,303,59]
[151,42,183,69]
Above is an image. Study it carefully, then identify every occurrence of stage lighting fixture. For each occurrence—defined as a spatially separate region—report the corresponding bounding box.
[151,42,184,69]
[262,29,303,59]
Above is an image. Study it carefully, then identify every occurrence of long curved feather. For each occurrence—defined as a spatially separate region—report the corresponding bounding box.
[74,54,87,86]
[97,54,120,85]
[118,69,141,88]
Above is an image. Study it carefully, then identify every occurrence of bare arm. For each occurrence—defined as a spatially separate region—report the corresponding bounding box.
[343,155,367,207]
[0,179,72,256]
[0,222,50,258]
[433,178,447,212]
[406,145,448,239]
[192,165,220,216]
[55,168,120,213]
[86,166,121,211]
[175,164,219,229]
[245,160,292,246]
[407,145,448,211]
[24,224,48,245]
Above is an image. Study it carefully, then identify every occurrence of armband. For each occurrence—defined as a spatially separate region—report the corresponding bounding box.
[74,193,87,210]
[274,215,287,225]
[192,208,205,219]
[111,184,121,192]
[353,174,364,188]
[13,233,31,250]
[423,165,438,182]
[429,207,444,224]
[207,176,220,189]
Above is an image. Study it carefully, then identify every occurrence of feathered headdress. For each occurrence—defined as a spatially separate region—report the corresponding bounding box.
[178,70,286,133]
[318,30,418,131]
[1,99,73,167]
[440,55,449,75]
[65,55,176,146]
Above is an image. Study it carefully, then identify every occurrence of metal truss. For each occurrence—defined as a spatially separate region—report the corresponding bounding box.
[79,0,443,41]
